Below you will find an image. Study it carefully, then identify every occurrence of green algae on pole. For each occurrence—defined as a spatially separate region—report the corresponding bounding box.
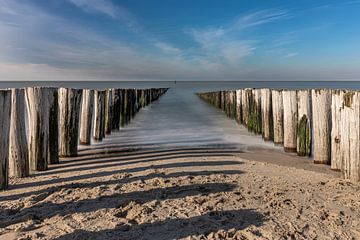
[297,90,311,157]
[26,87,50,171]
[340,91,360,182]
[271,89,284,145]
[59,87,83,157]
[282,90,298,152]
[79,89,94,145]
[311,89,331,164]
[9,88,29,178]
[0,89,11,190]
[247,89,262,134]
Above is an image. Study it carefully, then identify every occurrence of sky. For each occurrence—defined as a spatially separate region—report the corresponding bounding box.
[0,0,360,81]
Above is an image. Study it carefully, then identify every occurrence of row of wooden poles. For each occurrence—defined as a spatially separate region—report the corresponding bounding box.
[0,87,168,190]
[197,88,360,182]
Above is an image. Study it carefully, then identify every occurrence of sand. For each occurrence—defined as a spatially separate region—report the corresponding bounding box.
[1,89,360,239]
[0,143,360,240]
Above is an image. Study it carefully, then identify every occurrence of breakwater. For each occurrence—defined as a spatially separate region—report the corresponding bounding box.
[0,87,168,190]
[197,88,360,182]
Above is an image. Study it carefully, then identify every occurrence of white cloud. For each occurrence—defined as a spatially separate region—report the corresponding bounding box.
[68,0,117,18]
[67,0,138,30]
[154,41,182,55]
[284,52,298,58]
[235,9,290,29]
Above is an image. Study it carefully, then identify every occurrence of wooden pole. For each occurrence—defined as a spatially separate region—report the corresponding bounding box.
[58,88,83,157]
[282,90,298,152]
[26,87,49,171]
[93,90,105,141]
[79,89,94,145]
[261,88,273,141]
[112,89,121,130]
[340,91,360,182]
[236,90,242,124]
[297,90,311,157]
[120,89,126,127]
[248,89,261,134]
[127,89,133,122]
[9,88,29,178]
[271,89,284,145]
[104,89,113,135]
[331,90,346,171]
[140,89,146,109]
[48,87,59,164]
[311,89,331,164]
[241,89,249,125]
[0,89,11,190]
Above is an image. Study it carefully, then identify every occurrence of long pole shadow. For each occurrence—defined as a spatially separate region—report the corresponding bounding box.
[55,209,265,240]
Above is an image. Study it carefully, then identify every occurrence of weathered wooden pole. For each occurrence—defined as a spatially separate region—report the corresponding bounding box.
[331,90,346,171]
[127,89,134,122]
[58,88,83,157]
[231,90,237,119]
[248,89,261,134]
[120,89,127,127]
[241,89,249,125]
[79,89,94,145]
[0,90,11,190]
[340,91,360,182]
[236,89,242,124]
[26,87,50,171]
[311,89,331,164]
[271,89,284,145]
[112,88,121,130]
[132,89,137,117]
[48,87,59,164]
[282,90,298,152]
[104,89,113,135]
[297,90,311,157]
[261,88,273,141]
[9,89,29,178]
[93,90,105,141]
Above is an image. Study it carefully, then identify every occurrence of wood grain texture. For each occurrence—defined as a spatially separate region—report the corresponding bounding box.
[26,87,49,171]
[0,89,12,190]
[271,89,284,144]
[340,91,360,181]
[297,90,311,157]
[59,88,83,157]
[9,88,29,178]
[282,90,298,152]
[311,89,331,164]
[79,89,94,145]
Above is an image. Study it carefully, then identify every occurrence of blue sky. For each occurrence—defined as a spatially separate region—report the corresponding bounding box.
[0,0,360,81]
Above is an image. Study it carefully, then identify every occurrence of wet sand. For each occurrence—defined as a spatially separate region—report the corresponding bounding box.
[0,87,359,239]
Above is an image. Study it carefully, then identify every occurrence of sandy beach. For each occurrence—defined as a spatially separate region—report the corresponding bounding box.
[1,88,360,240]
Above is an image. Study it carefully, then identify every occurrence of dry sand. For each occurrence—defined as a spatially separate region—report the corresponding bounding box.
[0,144,360,240]
[1,89,360,239]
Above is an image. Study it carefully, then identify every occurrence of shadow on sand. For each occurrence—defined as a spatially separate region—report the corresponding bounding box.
[55,209,264,240]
